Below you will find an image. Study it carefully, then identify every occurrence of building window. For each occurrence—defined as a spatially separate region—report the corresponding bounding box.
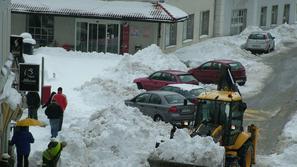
[271,5,278,25]
[200,11,209,36]
[183,14,194,41]
[230,9,247,35]
[260,7,267,26]
[165,23,177,47]
[28,14,54,46]
[283,4,290,23]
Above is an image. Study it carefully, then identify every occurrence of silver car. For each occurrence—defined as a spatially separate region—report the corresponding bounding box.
[246,31,275,53]
[125,91,196,126]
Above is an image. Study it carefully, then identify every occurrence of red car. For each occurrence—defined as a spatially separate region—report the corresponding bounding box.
[188,60,247,86]
[133,70,199,90]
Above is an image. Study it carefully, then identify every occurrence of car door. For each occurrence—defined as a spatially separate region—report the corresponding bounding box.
[195,62,217,83]
[147,93,167,121]
[142,72,163,90]
[133,93,151,115]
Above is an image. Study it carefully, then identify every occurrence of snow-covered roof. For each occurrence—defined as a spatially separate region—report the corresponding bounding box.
[11,0,188,22]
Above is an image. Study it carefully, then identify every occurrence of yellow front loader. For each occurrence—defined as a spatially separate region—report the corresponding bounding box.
[149,65,259,167]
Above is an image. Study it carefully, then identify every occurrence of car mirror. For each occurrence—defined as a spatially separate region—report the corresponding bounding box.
[272,36,275,39]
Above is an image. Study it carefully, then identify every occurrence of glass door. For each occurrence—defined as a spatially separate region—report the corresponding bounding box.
[76,22,88,52]
[75,20,120,53]
[88,23,98,52]
[107,24,119,53]
[97,24,106,53]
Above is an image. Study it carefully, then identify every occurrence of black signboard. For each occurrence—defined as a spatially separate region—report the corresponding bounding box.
[19,63,40,91]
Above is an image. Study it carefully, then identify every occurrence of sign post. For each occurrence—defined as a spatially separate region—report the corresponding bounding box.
[19,63,40,92]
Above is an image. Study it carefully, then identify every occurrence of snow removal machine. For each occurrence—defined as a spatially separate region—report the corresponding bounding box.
[149,65,259,167]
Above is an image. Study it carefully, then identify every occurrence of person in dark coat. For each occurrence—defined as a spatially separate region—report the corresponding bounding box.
[42,140,67,167]
[52,87,67,131]
[10,126,34,167]
[45,100,63,138]
[42,92,56,109]
[26,91,41,119]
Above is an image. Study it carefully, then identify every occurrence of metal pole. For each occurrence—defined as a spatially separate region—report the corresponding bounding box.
[41,57,44,103]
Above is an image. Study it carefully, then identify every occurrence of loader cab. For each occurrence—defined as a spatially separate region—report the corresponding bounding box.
[194,90,246,146]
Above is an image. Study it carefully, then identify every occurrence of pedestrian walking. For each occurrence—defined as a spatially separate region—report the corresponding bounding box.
[45,100,63,138]
[42,91,56,109]
[42,139,67,167]
[52,87,67,131]
[9,126,34,167]
[26,91,41,119]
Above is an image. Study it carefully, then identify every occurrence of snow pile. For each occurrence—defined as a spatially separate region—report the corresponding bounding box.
[60,105,174,167]
[269,24,297,46]
[150,129,225,166]
[257,111,297,167]
[0,74,22,110]
[110,44,187,87]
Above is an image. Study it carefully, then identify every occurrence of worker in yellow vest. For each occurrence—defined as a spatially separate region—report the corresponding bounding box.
[42,140,67,167]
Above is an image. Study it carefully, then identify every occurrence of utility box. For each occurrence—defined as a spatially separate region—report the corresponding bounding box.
[42,85,51,105]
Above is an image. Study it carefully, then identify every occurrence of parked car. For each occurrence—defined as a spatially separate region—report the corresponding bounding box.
[125,91,196,126]
[188,59,247,86]
[160,84,205,104]
[245,31,275,53]
[133,70,199,91]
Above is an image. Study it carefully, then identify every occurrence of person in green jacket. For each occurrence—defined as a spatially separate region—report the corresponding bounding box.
[42,140,67,167]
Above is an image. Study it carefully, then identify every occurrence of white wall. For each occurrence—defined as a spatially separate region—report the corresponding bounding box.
[0,0,11,68]
[162,0,215,52]
[214,0,297,36]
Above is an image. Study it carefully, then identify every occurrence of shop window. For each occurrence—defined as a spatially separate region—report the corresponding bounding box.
[200,11,209,36]
[271,5,278,25]
[260,7,267,26]
[183,14,194,41]
[230,9,247,35]
[283,4,290,23]
[27,14,54,46]
[165,23,177,47]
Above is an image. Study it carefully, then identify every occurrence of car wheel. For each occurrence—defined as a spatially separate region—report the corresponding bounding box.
[136,83,143,89]
[239,141,253,167]
[238,81,245,86]
[154,115,163,122]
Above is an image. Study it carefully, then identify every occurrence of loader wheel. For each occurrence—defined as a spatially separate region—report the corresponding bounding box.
[239,141,253,167]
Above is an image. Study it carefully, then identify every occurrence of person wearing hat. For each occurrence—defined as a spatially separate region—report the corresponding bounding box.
[42,140,67,167]
[10,126,34,167]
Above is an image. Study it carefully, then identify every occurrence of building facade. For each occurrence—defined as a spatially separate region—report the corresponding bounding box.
[11,0,215,54]
[214,0,297,36]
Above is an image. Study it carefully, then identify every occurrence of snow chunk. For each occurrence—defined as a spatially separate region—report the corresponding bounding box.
[150,129,225,166]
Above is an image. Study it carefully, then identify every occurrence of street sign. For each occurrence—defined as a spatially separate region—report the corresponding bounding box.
[19,63,40,91]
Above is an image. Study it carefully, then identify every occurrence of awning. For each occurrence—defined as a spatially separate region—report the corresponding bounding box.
[11,0,188,23]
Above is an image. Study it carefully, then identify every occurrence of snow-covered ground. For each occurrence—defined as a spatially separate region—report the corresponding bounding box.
[4,23,297,166]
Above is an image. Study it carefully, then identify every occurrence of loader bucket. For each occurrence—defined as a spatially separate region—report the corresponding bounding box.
[148,158,205,167]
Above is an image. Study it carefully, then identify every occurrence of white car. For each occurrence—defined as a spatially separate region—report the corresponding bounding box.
[245,32,275,53]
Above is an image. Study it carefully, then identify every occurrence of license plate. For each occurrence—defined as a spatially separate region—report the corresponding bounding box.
[236,79,244,82]
[182,108,191,113]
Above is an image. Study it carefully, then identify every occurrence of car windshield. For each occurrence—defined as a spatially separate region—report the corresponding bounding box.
[164,94,185,104]
[189,88,205,97]
[229,62,243,70]
[248,33,266,39]
[178,74,197,82]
